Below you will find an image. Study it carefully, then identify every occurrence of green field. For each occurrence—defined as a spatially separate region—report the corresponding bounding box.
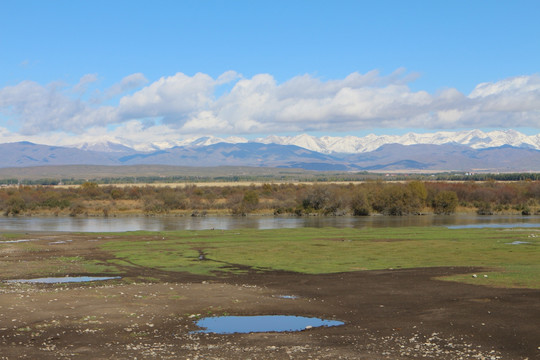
[99,226,540,289]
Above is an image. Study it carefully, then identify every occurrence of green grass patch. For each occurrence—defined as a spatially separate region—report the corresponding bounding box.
[437,264,540,289]
[98,227,540,288]
[0,233,26,239]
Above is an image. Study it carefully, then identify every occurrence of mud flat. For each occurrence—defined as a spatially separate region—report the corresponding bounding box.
[0,232,539,359]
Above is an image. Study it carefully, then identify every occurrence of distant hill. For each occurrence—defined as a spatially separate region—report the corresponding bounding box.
[0,140,538,172]
[0,142,118,167]
[343,143,540,171]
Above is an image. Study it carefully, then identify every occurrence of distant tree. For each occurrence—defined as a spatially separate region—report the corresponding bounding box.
[432,191,458,215]
[143,196,168,214]
[408,181,428,206]
[302,186,331,212]
[241,190,259,213]
[476,202,493,215]
[229,190,260,216]
[80,182,101,198]
[4,194,26,215]
[69,201,86,217]
[351,190,370,216]
[372,184,423,216]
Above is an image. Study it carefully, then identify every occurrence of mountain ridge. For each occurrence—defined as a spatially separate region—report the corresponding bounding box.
[1,139,539,172]
[67,129,540,153]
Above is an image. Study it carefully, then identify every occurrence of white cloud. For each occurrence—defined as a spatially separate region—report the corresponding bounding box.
[104,73,148,98]
[469,75,540,98]
[216,70,241,85]
[0,79,119,134]
[0,70,539,145]
[117,72,217,122]
[73,74,98,94]
[469,75,540,114]
[0,80,85,134]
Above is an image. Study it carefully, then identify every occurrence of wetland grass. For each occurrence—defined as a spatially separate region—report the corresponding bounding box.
[98,227,540,288]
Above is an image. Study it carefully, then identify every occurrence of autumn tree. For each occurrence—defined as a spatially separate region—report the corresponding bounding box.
[350,190,370,216]
[432,191,458,215]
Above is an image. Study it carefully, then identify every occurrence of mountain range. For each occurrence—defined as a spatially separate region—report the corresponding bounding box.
[0,130,539,172]
[73,129,540,153]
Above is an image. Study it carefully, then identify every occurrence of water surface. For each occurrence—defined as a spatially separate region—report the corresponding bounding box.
[5,276,121,284]
[0,214,538,232]
[193,315,344,334]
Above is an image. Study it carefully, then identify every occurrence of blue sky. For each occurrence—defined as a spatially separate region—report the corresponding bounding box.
[0,0,539,147]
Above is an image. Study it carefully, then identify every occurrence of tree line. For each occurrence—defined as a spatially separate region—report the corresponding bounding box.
[2,172,539,186]
[0,180,538,217]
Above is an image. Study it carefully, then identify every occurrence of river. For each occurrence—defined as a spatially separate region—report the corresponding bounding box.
[0,214,539,232]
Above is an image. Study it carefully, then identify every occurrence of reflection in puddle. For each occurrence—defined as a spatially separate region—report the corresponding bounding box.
[49,240,73,245]
[193,315,344,334]
[506,241,531,245]
[5,276,121,284]
[275,295,299,299]
[0,239,33,243]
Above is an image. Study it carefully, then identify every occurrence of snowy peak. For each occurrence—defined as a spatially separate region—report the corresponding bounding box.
[177,136,248,147]
[71,129,540,155]
[255,130,540,154]
[255,134,328,153]
[74,141,134,153]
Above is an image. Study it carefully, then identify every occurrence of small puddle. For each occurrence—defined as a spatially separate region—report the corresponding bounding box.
[505,241,531,245]
[192,315,344,334]
[48,240,73,245]
[5,276,121,284]
[274,295,299,299]
[0,239,34,243]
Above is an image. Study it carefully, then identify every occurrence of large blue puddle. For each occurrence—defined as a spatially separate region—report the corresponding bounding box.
[193,315,344,334]
[5,276,121,284]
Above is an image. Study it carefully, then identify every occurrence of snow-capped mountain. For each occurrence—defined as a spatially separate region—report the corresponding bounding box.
[176,136,249,147]
[69,130,539,155]
[254,129,540,154]
[3,139,539,171]
[73,140,135,153]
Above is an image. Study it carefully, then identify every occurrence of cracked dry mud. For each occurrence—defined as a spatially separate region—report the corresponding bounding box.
[1,233,539,359]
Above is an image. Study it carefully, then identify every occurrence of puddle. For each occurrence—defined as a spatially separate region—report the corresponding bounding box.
[275,295,299,299]
[192,315,344,334]
[0,239,34,244]
[506,241,531,245]
[5,276,121,284]
[48,240,73,245]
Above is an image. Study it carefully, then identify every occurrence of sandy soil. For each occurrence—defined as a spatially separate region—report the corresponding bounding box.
[1,233,539,359]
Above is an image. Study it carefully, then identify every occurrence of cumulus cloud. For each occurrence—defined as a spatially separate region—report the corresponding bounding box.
[117,72,216,122]
[469,75,540,114]
[0,79,119,134]
[0,70,539,145]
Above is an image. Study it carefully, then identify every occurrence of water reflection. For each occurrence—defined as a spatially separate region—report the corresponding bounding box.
[0,215,538,232]
[193,315,344,334]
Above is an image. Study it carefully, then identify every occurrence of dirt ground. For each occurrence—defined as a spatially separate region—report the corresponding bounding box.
[1,233,539,359]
